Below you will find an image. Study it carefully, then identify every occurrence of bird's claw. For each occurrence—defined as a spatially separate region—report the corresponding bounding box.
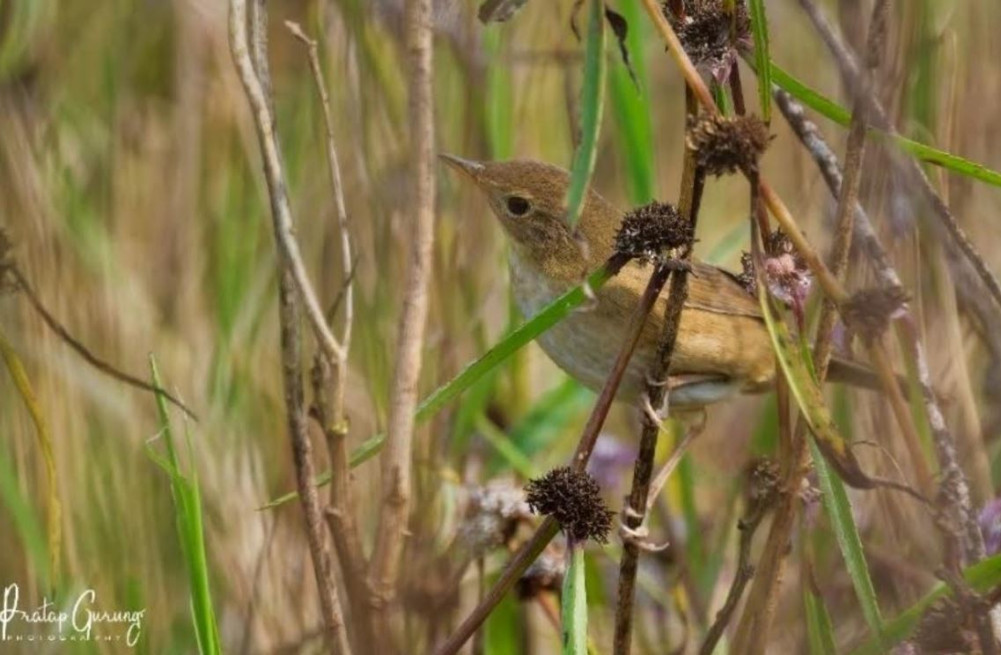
[642,393,669,426]
[645,373,670,387]
[619,522,670,552]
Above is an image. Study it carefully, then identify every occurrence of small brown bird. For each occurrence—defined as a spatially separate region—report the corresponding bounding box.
[442,155,870,408]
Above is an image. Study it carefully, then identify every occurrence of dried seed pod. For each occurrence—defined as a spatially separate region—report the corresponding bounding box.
[665,0,751,83]
[460,481,533,556]
[842,286,909,342]
[614,201,693,266]
[525,467,615,544]
[686,113,771,177]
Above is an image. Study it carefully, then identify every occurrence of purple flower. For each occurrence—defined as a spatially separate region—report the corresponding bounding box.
[979,499,1001,556]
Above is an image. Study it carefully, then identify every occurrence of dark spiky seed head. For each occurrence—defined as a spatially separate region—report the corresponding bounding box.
[615,201,692,265]
[686,114,771,176]
[744,458,780,512]
[664,0,750,82]
[842,286,909,342]
[736,251,756,294]
[764,229,797,258]
[525,467,615,544]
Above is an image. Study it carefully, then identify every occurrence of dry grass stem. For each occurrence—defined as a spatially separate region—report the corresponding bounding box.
[370,0,437,621]
[285,20,372,649]
[228,1,351,652]
[795,0,987,564]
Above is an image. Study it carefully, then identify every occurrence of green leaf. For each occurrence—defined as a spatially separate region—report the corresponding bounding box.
[748,0,771,121]
[148,356,221,655]
[562,546,589,655]
[608,0,655,204]
[803,581,838,655]
[756,286,874,488]
[769,62,1001,189]
[475,414,539,479]
[849,553,1001,655]
[565,0,608,228]
[261,264,616,509]
[497,378,593,474]
[811,442,884,647]
[755,289,883,643]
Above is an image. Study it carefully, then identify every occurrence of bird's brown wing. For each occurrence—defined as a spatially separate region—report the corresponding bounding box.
[601,259,775,386]
[615,260,762,319]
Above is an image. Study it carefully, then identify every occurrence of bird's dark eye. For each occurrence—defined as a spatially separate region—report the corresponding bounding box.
[505,195,531,217]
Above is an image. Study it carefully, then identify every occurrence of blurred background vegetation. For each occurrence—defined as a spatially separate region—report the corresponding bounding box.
[3,0,1001,652]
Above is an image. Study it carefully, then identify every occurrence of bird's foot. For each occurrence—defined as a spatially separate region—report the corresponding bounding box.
[619,516,670,552]
[641,392,670,426]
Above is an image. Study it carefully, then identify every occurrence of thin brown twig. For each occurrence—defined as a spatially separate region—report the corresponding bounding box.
[227,1,346,368]
[9,267,198,420]
[699,478,774,655]
[284,21,355,352]
[284,21,373,651]
[228,2,351,652]
[613,89,703,655]
[370,0,437,627]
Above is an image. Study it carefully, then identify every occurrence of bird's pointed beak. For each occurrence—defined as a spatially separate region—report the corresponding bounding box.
[439,153,485,183]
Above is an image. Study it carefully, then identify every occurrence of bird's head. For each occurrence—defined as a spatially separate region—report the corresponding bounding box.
[440,155,621,280]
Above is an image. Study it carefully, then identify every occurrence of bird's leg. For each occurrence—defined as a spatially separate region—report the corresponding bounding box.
[644,411,705,515]
[618,410,707,552]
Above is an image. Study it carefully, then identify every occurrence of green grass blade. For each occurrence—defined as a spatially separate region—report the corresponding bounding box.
[565,0,607,228]
[756,287,874,487]
[849,553,1001,655]
[0,443,50,588]
[562,546,588,655]
[475,414,539,479]
[261,264,616,509]
[756,290,883,642]
[498,378,593,473]
[415,265,613,424]
[811,440,884,646]
[769,62,1001,189]
[148,356,221,655]
[608,0,655,204]
[803,582,838,655]
[748,0,771,121]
